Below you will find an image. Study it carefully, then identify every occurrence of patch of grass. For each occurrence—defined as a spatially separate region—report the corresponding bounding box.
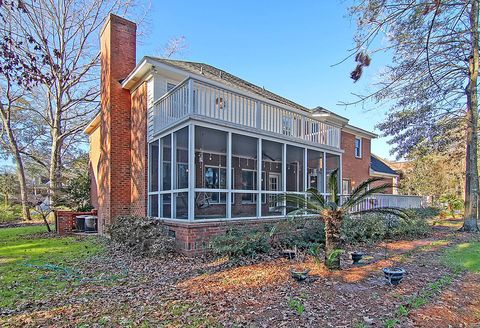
[442,242,480,273]
[287,297,305,315]
[384,318,399,328]
[383,273,457,327]
[0,225,104,309]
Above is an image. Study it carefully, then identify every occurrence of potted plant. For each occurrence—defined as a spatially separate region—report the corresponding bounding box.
[291,267,310,281]
[383,267,406,285]
[351,251,364,264]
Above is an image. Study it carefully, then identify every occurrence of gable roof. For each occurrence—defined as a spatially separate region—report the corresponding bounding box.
[370,155,398,176]
[147,57,310,112]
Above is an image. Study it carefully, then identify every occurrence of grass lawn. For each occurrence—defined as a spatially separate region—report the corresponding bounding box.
[442,241,480,273]
[0,225,104,309]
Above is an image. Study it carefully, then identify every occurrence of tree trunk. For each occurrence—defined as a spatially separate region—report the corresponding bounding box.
[48,127,62,207]
[0,110,31,221]
[463,0,480,232]
[324,213,343,270]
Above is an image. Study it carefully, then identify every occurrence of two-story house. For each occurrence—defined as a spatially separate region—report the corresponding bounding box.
[85,15,416,254]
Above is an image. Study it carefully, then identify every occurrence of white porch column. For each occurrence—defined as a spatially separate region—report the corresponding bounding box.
[188,124,195,221]
[257,138,262,218]
[303,148,308,192]
[282,143,287,216]
[323,152,327,197]
[226,132,232,219]
[171,133,176,218]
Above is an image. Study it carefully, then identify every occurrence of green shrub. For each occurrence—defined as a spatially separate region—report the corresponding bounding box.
[270,217,325,251]
[0,204,23,223]
[342,213,431,244]
[405,207,441,220]
[210,225,271,259]
[108,216,176,258]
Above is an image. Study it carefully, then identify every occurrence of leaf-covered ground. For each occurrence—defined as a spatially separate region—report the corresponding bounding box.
[0,219,479,327]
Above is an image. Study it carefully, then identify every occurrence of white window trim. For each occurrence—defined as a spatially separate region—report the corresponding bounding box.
[355,137,362,158]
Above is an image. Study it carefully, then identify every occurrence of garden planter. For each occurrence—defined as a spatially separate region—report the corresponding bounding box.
[383,267,406,285]
[291,268,310,281]
[351,251,364,264]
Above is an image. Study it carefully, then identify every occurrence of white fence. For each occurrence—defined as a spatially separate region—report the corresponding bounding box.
[149,78,341,148]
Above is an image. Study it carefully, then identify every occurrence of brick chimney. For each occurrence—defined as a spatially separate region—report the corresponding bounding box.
[97,14,137,232]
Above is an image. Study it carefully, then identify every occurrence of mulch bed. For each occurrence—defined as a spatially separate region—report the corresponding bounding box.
[1,229,479,327]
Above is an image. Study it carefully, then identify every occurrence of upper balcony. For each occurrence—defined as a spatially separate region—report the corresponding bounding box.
[148,77,341,149]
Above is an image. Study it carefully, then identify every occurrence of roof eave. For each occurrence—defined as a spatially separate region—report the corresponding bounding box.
[84,113,101,135]
[343,124,378,139]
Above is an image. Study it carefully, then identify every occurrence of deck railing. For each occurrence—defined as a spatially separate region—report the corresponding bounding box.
[339,194,425,212]
[150,78,341,148]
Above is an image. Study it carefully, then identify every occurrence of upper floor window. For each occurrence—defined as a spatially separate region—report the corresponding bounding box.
[282,116,293,136]
[355,137,362,158]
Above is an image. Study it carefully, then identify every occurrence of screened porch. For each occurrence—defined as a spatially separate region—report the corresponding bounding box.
[147,123,341,221]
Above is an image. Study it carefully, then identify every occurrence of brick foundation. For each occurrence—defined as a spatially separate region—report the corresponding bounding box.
[56,210,98,235]
[162,218,284,256]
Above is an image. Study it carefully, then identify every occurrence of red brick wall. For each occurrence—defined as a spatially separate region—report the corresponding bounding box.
[341,131,371,192]
[164,218,286,256]
[97,14,137,233]
[370,176,394,194]
[130,82,148,217]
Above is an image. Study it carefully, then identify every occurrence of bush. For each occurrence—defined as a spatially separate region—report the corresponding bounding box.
[210,225,271,259]
[270,217,325,251]
[210,218,326,260]
[0,204,23,223]
[108,216,176,258]
[342,213,431,244]
[405,207,441,220]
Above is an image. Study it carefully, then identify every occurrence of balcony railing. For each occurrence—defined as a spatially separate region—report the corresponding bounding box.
[149,78,341,148]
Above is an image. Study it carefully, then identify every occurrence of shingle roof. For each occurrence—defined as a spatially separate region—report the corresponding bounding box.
[371,155,398,175]
[148,57,310,112]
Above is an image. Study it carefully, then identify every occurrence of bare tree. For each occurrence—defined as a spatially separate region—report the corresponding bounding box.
[0,1,52,220]
[3,0,152,207]
[346,0,479,231]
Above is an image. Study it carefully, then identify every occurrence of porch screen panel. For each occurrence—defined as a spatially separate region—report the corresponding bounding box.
[286,145,305,192]
[149,140,159,192]
[195,126,227,219]
[307,150,324,193]
[174,127,189,190]
[261,140,283,191]
[231,134,258,217]
[161,134,172,191]
[326,153,340,192]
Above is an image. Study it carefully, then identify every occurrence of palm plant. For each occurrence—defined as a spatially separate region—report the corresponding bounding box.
[282,169,407,270]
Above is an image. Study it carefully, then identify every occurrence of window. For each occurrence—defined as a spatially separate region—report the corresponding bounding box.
[342,179,351,195]
[355,137,362,158]
[282,116,293,136]
[167,82,176,92]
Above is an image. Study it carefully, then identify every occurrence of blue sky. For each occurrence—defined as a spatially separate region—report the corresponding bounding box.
[137,0,394,159]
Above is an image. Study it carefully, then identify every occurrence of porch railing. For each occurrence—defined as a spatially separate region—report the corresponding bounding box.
[149,78,341,148]
[339,194,425,212]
